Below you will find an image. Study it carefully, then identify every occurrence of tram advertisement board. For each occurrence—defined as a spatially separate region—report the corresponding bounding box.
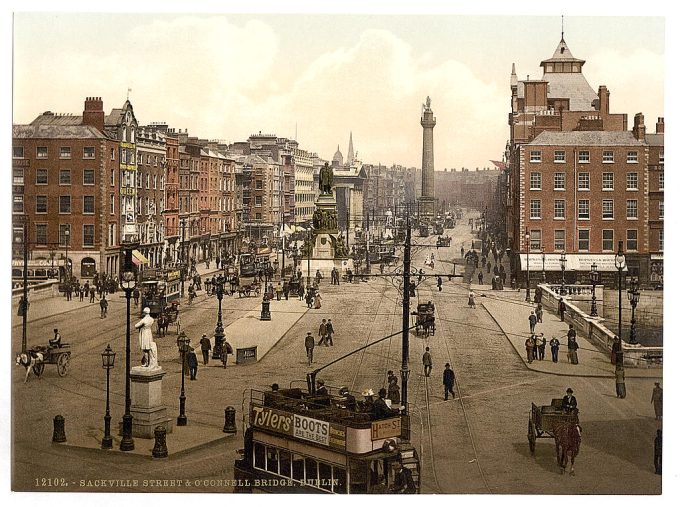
[371,417,401,440]
[251,404,346,450]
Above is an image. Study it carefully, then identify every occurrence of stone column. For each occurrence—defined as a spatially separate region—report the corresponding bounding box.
[128,366,173,438]
[420,97,436,217]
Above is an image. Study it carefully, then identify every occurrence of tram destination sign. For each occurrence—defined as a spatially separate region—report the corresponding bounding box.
[251,404,346,450]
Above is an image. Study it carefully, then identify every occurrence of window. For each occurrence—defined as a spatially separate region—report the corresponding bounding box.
[659,150,664,164]
[659,201,664,219]
[530,172,541,190]
[83,225,95,247]
[255,196,263,208]
[530,199,541,219]
[659,229,664,251]
[111,148,116,161]
[554,150,566,163]
[59,170,71,185]
[83,195,95,214]
[578,229,590,251]
[530,230,541,250]
[578,150,590,163]
[602,151,614,163]
[13,168,24,185]
[37,146,48,159]
[35,224,47,245]
[578,199,590,219]
[83,169,95,185]
[554,173,565,190]
[60,147,71,159]
[153,175,157,189]
[602,200,614,219]
[13,195,24,213]
[578,173,590,190]
[554,230,566,251]
[602,172,614,190]
[13,146,24,158]
[554,199,565,219]
[256,180,263,190]
[36,169,48,185]
[659,171,664,190]
[627,151,638,163]
[59,224,71,246]
[626,229,638,251]
[59,195,71,214]
[626,172,638,190]
[146,174,150,189]
[626,199,638,219]
[602,230,614,251]
[83,147,95,159]
[36,195,48,213]
[530,151,541,162]
[255,213,262,220]
[110,169,115,187]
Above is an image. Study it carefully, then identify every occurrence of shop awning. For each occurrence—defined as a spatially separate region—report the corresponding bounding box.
[519,253,628,272]
[132,250,149,266]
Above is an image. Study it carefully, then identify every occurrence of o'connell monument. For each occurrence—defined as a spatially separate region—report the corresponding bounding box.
[420,96,436,217]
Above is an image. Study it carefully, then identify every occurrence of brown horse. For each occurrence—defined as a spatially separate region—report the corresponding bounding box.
[554,422,582,475]
[156,313,170,336]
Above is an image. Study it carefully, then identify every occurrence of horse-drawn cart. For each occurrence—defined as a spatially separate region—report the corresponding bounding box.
[436,236,451,248]
[528,399,581,474]
[156,303,181,336]
[412,302,435,336]
[238,283,262,298]
[22,344,72,379]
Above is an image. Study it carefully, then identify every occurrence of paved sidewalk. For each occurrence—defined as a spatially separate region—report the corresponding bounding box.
[481,291,661,379]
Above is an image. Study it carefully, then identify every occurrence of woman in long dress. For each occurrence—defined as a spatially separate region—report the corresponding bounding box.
[314,293,322,309]
[468,292,476,309]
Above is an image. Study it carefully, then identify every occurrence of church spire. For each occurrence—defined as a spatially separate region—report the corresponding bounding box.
[347,132,354,166]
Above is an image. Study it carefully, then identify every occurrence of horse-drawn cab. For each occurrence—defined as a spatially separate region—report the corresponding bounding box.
[528,398,582,475]
[156,300,181,337]
[412,302,435,336]
[436,236,451,248]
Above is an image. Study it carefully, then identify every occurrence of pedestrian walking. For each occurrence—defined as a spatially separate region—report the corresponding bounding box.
[305,289,314,308]
[220,341,233,368]
[422,347,432,377]
[478,271,483,285]
[305,332,315,365]
[275,282,283,301]
[468,292,476,309]
[133,287,140,306]
[651,382,663,420]
[99,295,108,318]
[314,292,322,309]
[615,366,626,398]
[549,336,560,362]
[535,303,543,323]
[79,285,84,302]
[89,286,96,303]
[443,363,455,400]
[559,298,567,321]
[528,311,537,334]
[187,347,198,380]
[387,377,400,405]
[318,319,328,346]
[525,336,534,363]
[460,247,465,258]
[298,284,305,301]
[326,319,335,346]
[387,370,397,386]
[567,325,579,364]
[486,261,491,274]
[611,335,622,366]
[199,334,212,365]
[283,280,289,300]
[437,276,443,291]
[538,333,546,360]
[654,430,662,475]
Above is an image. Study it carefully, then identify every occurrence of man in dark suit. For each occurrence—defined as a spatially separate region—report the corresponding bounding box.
[187,346,198,380]
[443,363,455,400]
[562,388,577,412]
[372,389,396,419]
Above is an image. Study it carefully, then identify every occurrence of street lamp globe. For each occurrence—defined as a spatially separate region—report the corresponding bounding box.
[615,247,626,271]
[101,344,116,369]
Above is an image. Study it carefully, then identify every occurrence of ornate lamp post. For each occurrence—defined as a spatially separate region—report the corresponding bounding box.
[119,242,138,451]
[524,228,531,302]
[589,263,599,317]
[212,275,225,360]
[100,344,116,449]
[614,241,626,340]
[176,331,190,426]
[559,250,567,295]
[627,277,640,345]
[541,246,546,282]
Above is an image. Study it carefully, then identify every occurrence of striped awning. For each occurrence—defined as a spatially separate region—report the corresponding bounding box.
[132,250,149,266]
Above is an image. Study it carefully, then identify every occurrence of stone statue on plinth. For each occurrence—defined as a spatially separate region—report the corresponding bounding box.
[319,162,334,195]
[136,307,159,369]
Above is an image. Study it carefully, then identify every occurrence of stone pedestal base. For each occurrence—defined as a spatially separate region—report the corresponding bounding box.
[128,366,173,439]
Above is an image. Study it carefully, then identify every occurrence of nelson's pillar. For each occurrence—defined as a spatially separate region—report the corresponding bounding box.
[420,96,436,218]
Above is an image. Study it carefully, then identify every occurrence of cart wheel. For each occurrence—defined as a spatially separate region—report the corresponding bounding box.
[57,354,70,377]
[32,362,45,377]
[528,420,536,454]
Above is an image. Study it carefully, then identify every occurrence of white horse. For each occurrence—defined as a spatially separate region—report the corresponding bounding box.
[15,351,44,383]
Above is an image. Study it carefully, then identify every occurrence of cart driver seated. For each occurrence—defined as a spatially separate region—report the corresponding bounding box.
[49,328,62,348]
[561,388,578,413]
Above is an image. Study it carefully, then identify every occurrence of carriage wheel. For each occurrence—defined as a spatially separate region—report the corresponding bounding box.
[57,354,70,377]
[528,420,536,454]
[32,362,45,377]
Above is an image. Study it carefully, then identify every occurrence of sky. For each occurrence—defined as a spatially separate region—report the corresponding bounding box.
[10,5,666,170]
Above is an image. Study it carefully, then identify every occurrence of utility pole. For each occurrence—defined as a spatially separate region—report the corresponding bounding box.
[400,209,412,411]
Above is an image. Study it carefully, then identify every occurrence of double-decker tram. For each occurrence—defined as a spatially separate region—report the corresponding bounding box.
[234,381,421,494]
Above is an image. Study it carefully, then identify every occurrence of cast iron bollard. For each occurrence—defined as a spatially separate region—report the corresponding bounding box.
[52,415,66,443]
[260,297,271,321]
[223,406,237,434]
[152,425,168,458]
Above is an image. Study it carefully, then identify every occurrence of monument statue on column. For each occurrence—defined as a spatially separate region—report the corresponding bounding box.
[319,162,334,195]
[136,307,159,369]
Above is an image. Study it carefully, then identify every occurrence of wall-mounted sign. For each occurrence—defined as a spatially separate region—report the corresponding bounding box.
[371,417,401,440]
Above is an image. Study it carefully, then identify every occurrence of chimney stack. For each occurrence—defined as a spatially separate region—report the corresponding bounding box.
[632,113,646,140]
[598,86,610,115]
[656,117,664,134]
[82,96,105,133]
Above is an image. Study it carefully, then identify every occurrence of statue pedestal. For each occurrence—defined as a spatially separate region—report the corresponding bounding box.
[128,366,173,438]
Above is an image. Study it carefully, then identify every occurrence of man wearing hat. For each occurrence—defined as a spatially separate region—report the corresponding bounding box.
[651,382,662,420]
[338,387,357,411]
[373,388,395,419]
[199,334,212,366]
[316,380,329,396]
[305,332,315,365]
[562,388,577,412]
[49,328,62,347]
[443,363,455,400]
